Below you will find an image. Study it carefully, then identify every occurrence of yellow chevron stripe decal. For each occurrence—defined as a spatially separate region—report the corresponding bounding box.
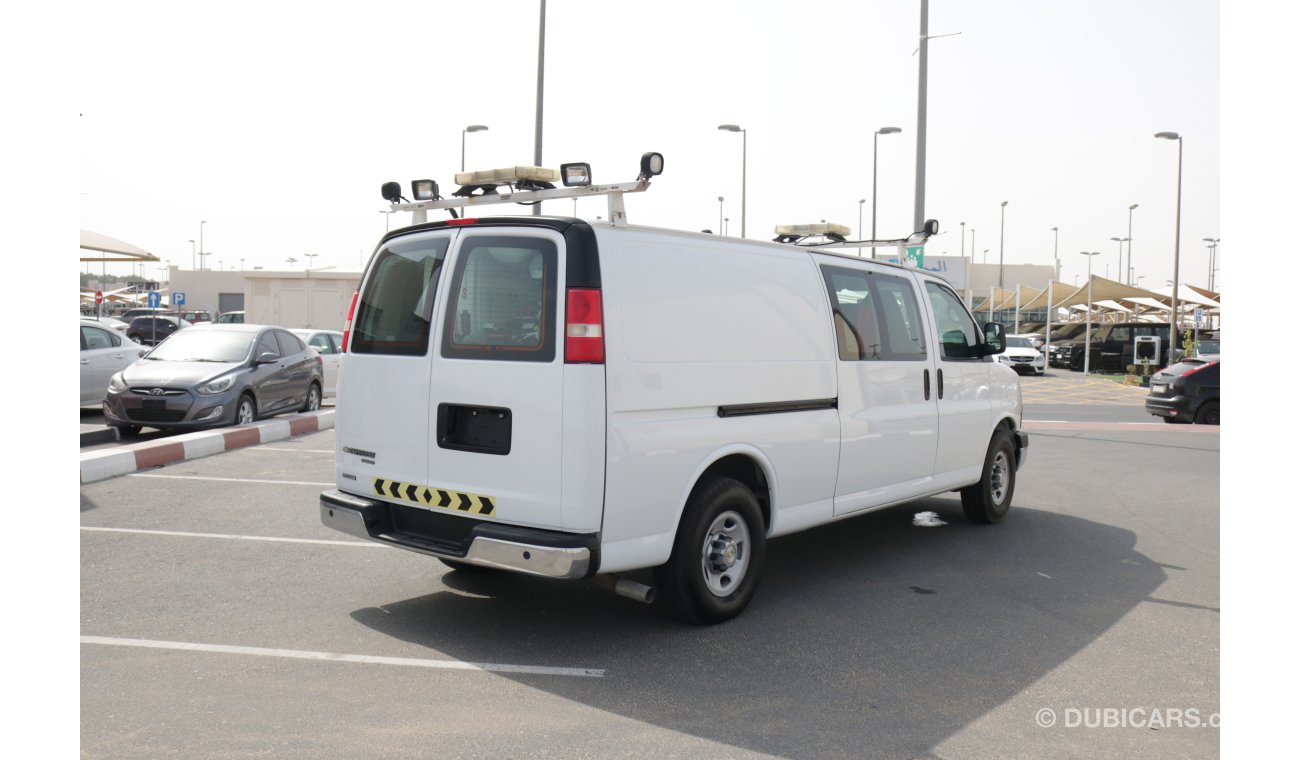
[372,477,497,517]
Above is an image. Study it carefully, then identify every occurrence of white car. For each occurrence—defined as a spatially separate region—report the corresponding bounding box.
[998,335,1046,375]
[80,318,147,405]
[291,329,343,397]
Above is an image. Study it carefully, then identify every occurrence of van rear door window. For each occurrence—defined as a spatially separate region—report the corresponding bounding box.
[351,237,450,356]
[441,236,557,363]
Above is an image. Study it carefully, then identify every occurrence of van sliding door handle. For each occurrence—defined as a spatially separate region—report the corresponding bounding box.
[938,369,944,399]
[923,369,931,400]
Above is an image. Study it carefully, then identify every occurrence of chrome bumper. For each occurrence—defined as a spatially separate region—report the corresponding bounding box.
[320,490,593,579]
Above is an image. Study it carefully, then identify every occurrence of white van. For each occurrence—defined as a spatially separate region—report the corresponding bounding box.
[321,192,1026,624]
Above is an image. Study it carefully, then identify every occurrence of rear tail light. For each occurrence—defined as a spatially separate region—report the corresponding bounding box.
[565,288,604,364]
[341,291,359,352]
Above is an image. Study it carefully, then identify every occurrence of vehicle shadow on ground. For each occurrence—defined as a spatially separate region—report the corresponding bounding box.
[350,497,1164,758]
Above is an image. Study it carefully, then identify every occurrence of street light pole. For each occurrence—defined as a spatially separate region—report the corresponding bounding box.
[1080,251,1101,374]
[859,200,867,256]
[998,201,1008,288]
[718,196,724,236]
[1050,227,1059,280]
[1110,237,1130,280]
[199,221,206,271]
[1127,204,1138,284]
[1155,132,1184,364]
[718,125,747,238]
[872,126,902,257]
[461,125,489,172]
[532,0,546,216]
[1203,237,1220,290]
[188,239,196,271]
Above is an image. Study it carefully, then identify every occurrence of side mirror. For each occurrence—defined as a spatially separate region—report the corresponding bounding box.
[255,352,279,365]
[983,323,1005,355]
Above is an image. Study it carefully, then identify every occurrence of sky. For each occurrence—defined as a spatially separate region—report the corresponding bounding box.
[76,0,1219,292]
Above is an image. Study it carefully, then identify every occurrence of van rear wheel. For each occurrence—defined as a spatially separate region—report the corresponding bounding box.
[654,476,765,624]
[961,431,1016,524]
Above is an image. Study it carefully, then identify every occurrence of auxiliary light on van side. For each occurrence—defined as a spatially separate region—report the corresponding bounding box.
[411,179,439,201]
[561,163,592,187]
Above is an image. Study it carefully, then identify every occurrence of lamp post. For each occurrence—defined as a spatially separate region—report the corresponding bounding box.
[1155,131,1183,364]
[304,252,318,279]
[240,258,245,271]
[1127,204,1138,284]
[724,217,729,236]
[872,126,902,257]
[1050,227,1059,280]
[199,221,206,271]
[1079,251,1101,374]
[1203,237,1220,290]
[717,196,724,236]
[1110,237,1130,280]
[379,209,394,232]
[983,248,989,265]
[998,201,1008,287]
[461,124,488,172]
[718,125,747,238]
[188,239,196,270]
[860,199,867,255]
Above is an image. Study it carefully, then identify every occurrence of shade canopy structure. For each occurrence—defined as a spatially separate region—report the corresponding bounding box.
[80,230,159,263]
[991,286,1043,313]
[1150,284,1220,309]
[972,287,1018,312]
[1185,283,1220,303]
[1045,275,1171,311]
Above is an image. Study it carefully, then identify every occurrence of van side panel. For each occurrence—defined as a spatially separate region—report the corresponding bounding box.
[560,364,606,533]
[596,228,839,573]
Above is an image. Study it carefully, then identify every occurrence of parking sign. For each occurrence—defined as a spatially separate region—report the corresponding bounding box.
[173,292,186,306]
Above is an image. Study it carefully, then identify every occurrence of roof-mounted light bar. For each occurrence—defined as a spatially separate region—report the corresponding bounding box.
[378,152,664,228]
[773,222,852,244]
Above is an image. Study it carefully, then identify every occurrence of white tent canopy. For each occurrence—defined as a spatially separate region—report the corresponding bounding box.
[80,230,159,263]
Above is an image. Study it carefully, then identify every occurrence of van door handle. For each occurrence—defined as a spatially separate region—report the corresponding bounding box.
[938,368,945,399]
[923,369,931,400]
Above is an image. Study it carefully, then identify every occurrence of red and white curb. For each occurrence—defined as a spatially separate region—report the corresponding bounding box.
[80,410,335,484]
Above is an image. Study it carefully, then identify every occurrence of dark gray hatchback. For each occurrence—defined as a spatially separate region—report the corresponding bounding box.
[103,324,324,435]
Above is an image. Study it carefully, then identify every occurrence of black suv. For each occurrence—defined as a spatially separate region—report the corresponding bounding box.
[1145,359,1219,424]
[126,315,190,346]
[1059,322,1210,372]
[1045,323,1089,367]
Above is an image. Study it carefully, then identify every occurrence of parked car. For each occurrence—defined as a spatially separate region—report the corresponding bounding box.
[1194,339,1220,360]
[103,324,324,435]
[996,335,1045,375]
[126,315,191,346]
[1046,323,1089,367]
[290,329,344,397]
[217,311,245,324]
[81,318,147,406]
[1145,359,1219,424]
[83,315,132,335]
[180,310,214,324]
[1060,322,1209,373]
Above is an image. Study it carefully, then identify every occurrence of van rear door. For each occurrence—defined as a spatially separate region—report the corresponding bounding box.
[336,230,454,498]
[424,227,569,530]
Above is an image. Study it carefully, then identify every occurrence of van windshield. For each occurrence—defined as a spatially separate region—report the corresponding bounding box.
[352,236,450,356]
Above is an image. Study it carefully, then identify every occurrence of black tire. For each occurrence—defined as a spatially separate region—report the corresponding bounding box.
[235,394,257,426]
[1194,401,1219,425]
[300,382,322,413]
[961,431,1017,524]
[653,476,765,624]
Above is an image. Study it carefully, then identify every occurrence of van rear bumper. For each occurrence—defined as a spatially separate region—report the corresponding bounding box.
[320,490,596,579]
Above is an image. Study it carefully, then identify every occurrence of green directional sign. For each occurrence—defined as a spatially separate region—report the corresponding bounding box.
[905,245,924,268]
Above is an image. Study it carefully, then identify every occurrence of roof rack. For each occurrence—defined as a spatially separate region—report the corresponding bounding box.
[774,219,941,266]
[381,152,664,228]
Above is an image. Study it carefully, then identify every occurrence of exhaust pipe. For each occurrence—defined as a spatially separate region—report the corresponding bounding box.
[594,574,656,605]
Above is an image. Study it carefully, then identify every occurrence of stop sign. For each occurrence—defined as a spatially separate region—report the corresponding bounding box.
[95,290,103,305]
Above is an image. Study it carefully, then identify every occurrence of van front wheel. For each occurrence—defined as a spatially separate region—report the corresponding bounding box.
[961,431,1016,524]
[654,476,765,624]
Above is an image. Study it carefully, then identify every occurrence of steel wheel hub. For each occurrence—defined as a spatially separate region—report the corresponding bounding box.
[700,510,751,597]
[990,451,1009,505]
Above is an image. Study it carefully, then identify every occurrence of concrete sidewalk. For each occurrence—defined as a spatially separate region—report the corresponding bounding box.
[80,410,335,484]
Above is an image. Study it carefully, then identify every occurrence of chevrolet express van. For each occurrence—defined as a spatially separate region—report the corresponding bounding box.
[321,217,1027,623]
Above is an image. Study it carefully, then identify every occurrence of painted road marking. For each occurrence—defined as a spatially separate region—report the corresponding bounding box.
[129,473,333,486]
[81,636,605,678]
[81,526,379,548]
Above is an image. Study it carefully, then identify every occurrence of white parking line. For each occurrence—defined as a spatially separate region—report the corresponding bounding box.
[81,636,606,678]
[129,473,333,486]
[81,526,380,548]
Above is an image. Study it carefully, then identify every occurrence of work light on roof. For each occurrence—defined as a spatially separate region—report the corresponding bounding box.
[638,152,664,180]
[381,181,404,203]
[561,163,592,187]
[411,179,439,202]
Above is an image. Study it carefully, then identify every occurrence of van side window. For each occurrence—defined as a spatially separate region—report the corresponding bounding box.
[820,267,926,361]
[925,282,981,360]
[442,236,557,363]
[351,237,450,356]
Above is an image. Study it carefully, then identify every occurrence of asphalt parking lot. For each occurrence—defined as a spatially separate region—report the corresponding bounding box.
[79,373,1219,759]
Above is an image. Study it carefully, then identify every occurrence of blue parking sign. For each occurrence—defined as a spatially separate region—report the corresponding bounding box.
[147,291,161,309]
[173,292,186,306]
